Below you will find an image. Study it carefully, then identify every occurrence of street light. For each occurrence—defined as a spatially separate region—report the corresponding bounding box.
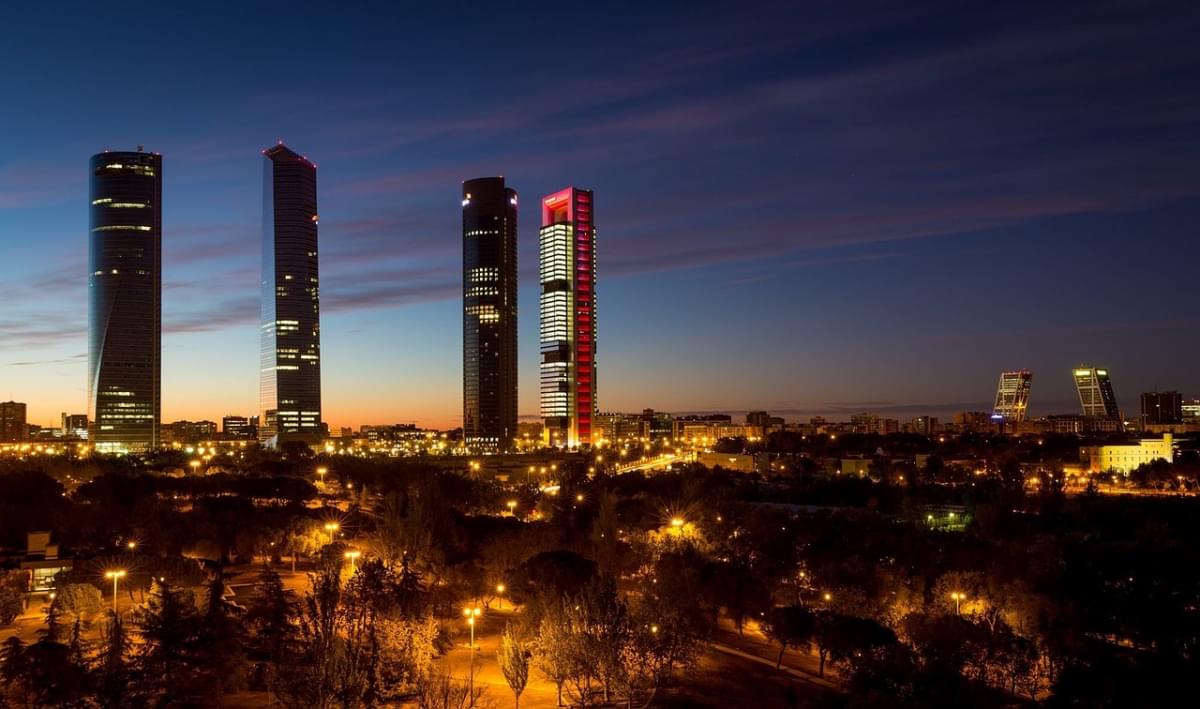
[189,460,200,474]
[506,500,517,515]
[951,591,964,616]
[105,570,126,614]
[324,522,339,544]
[462,606,483,648]
[316,466,327,484]
[344,550,361,573]
[495,583,506,609]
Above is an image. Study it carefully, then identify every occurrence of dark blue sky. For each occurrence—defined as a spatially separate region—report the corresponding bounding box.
[1,0,1197,428]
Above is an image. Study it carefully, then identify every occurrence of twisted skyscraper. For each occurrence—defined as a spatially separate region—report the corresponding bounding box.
[259,144,322,446]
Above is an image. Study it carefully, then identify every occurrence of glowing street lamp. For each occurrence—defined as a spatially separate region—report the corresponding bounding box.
[324,522,339,544]
[495,583,506,609]
[316,466,327,484]
[462,606,483,648]
[951,591,964,616]
[344,550,361,573]
[506,500,517,515]
[105,570,126,614]
[189,460,200,474]
[823,592,832,605]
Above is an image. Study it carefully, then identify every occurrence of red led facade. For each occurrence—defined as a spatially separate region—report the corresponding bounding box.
[540,187,596,446]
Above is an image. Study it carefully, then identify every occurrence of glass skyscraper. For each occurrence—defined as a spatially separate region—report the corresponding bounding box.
[88,149,161,452]
[462,177,518,452]
[539,187,596,448]
[992,370,1033,423]
[1074,366,1121,421]
[260,144,322,446]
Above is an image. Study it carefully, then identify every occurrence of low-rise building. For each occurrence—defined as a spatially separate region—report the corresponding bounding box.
[1081,433,1174,473]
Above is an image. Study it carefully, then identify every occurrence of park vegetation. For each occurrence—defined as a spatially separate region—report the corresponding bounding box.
[0,432,1199,707]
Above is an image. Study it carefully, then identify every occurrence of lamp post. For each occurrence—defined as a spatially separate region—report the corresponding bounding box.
[344,550,361,573]
[951,592,964,616]
[316,466,327,485]
[495,583,506,610]
[324,522,339,545]
[463,605,483,708]
[105,570,126,615]
[506,500,517,516]
[462,606,482,648]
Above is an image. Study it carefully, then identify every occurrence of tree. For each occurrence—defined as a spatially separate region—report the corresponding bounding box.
[0,570,25,625]
[533,599,573,707]
[277,564,356,709]
[0,636,31,707]
[762,605,814,669]
[416,669,489,709]
[194,575,247,703]
[9,637,92,708]
[136,579,203,705]
[245,564,294,665]
[53,583,103,627]
[497,625,529,709]
[93,612,137,709]
[813,613,896,678]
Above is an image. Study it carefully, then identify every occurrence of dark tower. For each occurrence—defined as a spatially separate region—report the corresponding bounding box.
[88,149,161,452]
[462,177,518,452]
[260,144,322,446]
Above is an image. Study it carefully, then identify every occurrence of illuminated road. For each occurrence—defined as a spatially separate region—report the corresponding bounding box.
[614,452,693,474]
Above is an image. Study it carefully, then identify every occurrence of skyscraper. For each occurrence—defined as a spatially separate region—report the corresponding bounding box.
[1140,391,1182,425]
[462,177,518,452]
[1073,366,1121,421]
[89,150,161,452]
[259,144,322,446]
[992,370,1033,423]
[539,187,596,447]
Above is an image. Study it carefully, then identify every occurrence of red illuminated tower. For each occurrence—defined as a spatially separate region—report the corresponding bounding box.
[539,187,596,447]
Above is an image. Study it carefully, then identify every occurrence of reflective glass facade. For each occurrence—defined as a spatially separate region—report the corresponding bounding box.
[462,177,518,452]
[993,370,1032,423]
[88,150,161,452]
[539,187,596,447]
[1074,366,1121,422]
[260,144,322,446]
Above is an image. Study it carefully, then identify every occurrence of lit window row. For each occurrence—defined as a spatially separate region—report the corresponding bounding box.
[466,304,500,323]
[469,267,499,283]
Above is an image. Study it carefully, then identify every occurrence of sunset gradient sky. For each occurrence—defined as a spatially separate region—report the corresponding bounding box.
[1,1,1198,430]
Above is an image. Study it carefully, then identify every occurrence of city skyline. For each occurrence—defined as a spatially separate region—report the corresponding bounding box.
[2,2,1199,430]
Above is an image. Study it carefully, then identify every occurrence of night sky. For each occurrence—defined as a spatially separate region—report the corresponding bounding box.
[1,1,1197,429]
